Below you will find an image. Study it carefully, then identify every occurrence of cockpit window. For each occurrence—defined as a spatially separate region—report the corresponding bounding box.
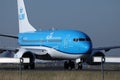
[73,38,90,42]
[79,38,85,41]
[73,38,79,42]
[86,38,91,41]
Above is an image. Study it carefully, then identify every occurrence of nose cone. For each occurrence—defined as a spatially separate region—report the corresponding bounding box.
[80,42,92,53]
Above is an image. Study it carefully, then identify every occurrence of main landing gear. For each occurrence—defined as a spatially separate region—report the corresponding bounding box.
[64,60,83,70]
[64,60,75,69]
[77,62,83,70]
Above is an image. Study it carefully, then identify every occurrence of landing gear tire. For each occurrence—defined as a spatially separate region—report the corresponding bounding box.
[22,52,35,70]
[64,61,69,69]
[30,62,35,69]
[23,62,35,70]
[69,61,75,69]
[64,60,75,70]
[77,62,83,70]
[23,64,29,69]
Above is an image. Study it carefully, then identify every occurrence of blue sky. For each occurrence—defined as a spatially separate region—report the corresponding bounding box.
[0,0,120,56]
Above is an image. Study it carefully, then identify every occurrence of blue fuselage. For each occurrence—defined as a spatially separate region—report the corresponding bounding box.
[18,30,92,55]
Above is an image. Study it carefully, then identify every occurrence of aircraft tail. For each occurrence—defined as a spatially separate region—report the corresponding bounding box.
[17,0,36,33]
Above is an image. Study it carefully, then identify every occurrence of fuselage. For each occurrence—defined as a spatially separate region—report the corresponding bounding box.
[18,30,92,60]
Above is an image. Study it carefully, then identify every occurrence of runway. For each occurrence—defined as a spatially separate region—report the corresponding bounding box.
[0,63,119,71]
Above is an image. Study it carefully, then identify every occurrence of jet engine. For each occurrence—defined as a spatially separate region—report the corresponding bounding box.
[86,51,105,65]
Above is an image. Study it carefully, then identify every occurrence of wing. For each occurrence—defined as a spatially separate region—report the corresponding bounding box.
[0,48,18,53]
[93,46,120,52]
[0,34,18,52]
[0,47,19,57]
[0,34,18,39]
[0,34,18,57]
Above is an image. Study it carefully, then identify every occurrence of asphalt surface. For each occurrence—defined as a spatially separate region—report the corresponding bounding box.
[0,63,119,71]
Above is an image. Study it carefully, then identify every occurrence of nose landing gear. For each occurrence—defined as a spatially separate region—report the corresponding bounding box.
[64,60,75,70]
[64,59,83,70]
[77,62,83,70]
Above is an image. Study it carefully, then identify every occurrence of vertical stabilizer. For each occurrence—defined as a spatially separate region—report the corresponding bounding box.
[17,0,36,33]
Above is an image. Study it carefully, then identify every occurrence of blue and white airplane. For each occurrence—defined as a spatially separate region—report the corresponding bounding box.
[0,0,120,69]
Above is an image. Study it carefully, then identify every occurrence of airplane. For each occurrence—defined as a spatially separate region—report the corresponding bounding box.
[0,0,120,69]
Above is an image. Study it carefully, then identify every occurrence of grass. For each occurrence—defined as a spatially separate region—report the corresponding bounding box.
[0,70,120,80]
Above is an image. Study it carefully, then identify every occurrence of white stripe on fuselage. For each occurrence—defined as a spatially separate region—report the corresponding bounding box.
[21,46,83,60]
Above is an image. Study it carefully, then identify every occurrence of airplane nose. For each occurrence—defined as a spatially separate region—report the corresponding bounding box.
[80,42,91,53]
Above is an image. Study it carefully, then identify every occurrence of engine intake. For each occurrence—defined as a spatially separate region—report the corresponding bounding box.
[86,51,105,65]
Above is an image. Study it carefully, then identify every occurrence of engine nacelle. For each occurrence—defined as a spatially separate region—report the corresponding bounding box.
[86,51,105,65]
[14,48,35,69]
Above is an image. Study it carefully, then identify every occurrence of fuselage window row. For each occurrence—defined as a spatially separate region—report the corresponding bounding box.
[22,39,62,42]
